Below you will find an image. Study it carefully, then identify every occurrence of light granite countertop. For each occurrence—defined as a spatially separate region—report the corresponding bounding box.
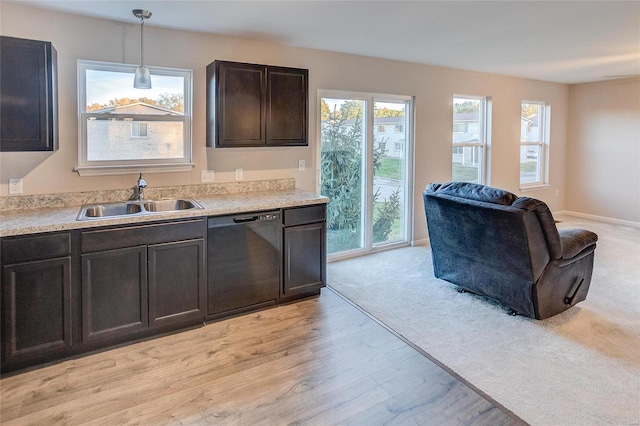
[0,180,328,237]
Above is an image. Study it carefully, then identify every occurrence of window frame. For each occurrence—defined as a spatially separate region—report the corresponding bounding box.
[75,60,194,176]
[520,100,550,189]
[452,95,491,185]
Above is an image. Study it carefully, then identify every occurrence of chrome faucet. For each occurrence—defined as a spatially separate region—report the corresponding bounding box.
[130,172,148,201]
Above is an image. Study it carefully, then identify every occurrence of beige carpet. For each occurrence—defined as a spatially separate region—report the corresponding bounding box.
[327,214,640,426]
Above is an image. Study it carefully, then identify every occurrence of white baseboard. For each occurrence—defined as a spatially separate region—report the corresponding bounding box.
[555,210,640,228]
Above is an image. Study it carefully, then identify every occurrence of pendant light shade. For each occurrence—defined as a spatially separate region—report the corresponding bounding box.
[134,66,151,89]
[132,9,152,89]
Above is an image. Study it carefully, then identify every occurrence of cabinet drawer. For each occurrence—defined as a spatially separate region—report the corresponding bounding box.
[82,219,205,253]
[283,204,326,226]
[2,232,71,264]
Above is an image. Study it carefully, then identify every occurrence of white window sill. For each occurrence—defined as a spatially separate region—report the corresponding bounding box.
[74,163,195,177]
[519,183,550,192]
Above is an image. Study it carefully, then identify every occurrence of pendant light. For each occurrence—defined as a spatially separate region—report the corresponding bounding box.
[133,9,152,89]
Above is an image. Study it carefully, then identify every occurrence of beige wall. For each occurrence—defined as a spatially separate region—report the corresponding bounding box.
[1,3,572,241]
[567,78,640,223]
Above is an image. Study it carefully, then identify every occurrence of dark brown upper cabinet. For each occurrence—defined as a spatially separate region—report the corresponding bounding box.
[0,36,58,152]
[207,60,308,148]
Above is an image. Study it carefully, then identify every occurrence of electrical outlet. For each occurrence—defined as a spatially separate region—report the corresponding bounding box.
[235,168,243,180]
[298,160,305,171]
[9,178,23,194]
[201,170,215,183]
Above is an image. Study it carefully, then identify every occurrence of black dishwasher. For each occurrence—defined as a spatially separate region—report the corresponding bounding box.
[207,211,280,317]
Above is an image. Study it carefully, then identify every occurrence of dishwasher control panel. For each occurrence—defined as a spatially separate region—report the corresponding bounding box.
[259,212,280,221]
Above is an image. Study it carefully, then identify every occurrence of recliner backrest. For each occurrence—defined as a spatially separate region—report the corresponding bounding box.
[427,182,562,260]
[427,181,518,206]
[511,197,562,260]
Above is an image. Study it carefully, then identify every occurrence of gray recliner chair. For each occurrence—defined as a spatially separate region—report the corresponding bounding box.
[423,182,598,319]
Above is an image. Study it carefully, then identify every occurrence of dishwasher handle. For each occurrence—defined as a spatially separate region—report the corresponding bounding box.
[208,211,280,228]
[233,216,259,224]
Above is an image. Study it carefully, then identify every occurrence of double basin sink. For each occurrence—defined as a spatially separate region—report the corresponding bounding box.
[77,198,204,221]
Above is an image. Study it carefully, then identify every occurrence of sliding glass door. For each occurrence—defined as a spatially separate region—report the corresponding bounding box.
[319,92,413,259]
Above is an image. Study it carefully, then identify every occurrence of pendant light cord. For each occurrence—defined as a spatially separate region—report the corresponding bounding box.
[140,16,145,67]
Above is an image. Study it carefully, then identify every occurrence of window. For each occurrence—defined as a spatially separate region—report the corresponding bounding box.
[394,142,403,151]
[452,96,491,184]
[131,122,149,138]
[76,60,193,176]
[377,125,386,132]
[395,124,404,132]
[520,101,549,186]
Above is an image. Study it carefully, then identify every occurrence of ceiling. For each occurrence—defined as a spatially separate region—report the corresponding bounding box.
[12,0,640,84]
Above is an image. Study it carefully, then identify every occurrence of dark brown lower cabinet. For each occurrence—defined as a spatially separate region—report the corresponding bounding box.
[81,246,148,344]
[80,219,206,347]
[282,205,326,297]
[1,257,72,366]
[148,239,205,328]
[1,231,72,371]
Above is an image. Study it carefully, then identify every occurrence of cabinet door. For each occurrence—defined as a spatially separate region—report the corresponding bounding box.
[148,239,205,328]
[82,246,148,344]
[0,36,57,151]
[212,61,266,147]
[283,222,326,296]
[1,257,71,368]
[266,67,308,146]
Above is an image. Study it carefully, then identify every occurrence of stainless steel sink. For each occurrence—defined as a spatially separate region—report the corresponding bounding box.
[77,198,204,220]
[143,199,200,212]
[82,203,143,218]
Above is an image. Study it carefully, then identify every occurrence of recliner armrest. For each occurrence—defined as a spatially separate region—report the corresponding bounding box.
[559,228,598,259]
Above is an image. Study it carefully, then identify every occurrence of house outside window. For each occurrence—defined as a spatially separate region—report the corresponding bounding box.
[76,60,193,176]
[452,96,491,184]
[371,116,406,159]
[520,101,549,187]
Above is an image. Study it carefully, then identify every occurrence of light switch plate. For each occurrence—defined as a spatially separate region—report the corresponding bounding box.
[298,160,305,171]
[235,168,243,180]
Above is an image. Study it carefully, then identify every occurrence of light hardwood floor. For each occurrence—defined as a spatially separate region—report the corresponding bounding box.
[0,289,525,425]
